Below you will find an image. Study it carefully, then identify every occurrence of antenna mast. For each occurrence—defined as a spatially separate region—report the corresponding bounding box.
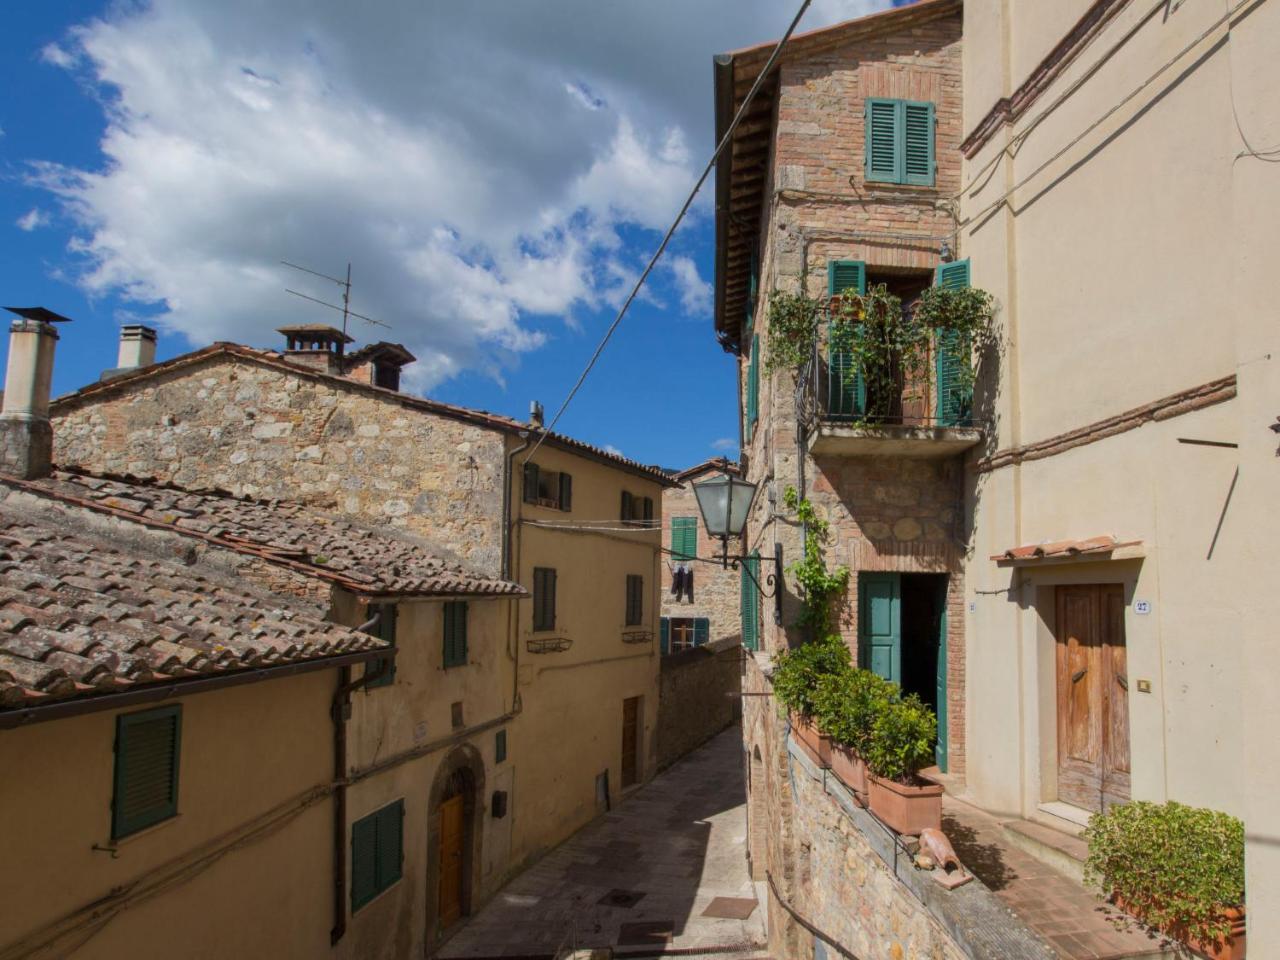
[280,260,391,334]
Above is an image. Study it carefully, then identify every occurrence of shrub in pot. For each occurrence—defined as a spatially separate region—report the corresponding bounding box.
[814,669,894,796]
[772,634,850,767]
[864,694,942,836]
[1084,801,1245,959]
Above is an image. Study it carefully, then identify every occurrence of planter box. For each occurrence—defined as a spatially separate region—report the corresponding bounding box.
[867,774,943,836]
[830,743,867,797]
[789,712,831,768]
[1112,896,1246,960]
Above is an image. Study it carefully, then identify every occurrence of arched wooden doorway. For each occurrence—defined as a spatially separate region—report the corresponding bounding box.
[427,745,485,945]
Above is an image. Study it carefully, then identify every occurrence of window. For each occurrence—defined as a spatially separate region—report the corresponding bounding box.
[625,574,644,627]
[522,462,572,511]
[660,617,710,654]
[351,800,404,911]
[670,516,698,562]
[865,98,935,186]
[112,705,181,840]
[443,601,468,668]
[745,335,759,440]
[620,491,654,526]
[495,729,507,764]
[533,567,557,631]
[363,602,398,689]
[740,552,760,652]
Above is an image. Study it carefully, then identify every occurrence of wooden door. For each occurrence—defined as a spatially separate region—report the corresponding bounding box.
[859,573,901,684]
[438,794,464,927]
[1055,585,1130,813]
[621,697,641,788]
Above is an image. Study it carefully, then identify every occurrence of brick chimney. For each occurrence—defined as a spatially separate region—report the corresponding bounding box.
[0,307,69,480]
[278,325,352,375]
[101,324,157,380]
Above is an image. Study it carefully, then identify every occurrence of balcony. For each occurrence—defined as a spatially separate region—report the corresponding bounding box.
[799,323,984,459]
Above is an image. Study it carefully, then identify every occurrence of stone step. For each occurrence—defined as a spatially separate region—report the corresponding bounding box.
[1000,817,1090,886]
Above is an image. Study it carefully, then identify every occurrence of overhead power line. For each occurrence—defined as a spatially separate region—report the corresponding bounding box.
[525,0,815,462]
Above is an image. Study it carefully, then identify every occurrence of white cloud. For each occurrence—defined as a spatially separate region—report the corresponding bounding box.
[604,444,625,457]
[711,437,738,453]
[29,0,889,391]
[15,208,50,232]
[668,255,712,317]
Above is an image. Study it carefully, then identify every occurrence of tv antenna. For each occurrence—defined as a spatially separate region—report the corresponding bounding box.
[281,260,391,337]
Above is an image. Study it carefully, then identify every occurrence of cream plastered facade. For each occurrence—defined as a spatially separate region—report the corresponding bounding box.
[959,0,1278,942]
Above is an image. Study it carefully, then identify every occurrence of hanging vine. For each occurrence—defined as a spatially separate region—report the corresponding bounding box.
[782,485,849,636]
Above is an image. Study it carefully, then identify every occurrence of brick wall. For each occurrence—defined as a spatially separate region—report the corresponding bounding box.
[51,354,508,575]
[655,642,742,770]
[660,479,742,644]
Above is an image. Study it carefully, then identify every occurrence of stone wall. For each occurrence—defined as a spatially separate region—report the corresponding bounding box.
[660,479,742,644]
[656,641,742,770]
[51,354,508,574]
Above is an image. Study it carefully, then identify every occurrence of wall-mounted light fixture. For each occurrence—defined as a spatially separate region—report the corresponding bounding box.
[691,467,783,624]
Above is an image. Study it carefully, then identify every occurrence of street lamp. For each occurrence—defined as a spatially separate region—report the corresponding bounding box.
[690,467,783,621]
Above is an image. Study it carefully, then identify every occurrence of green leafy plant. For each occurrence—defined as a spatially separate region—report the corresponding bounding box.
[911,285,997,393]
[863,694,937,783]
[763,291,822,376]
[814,668,896,755]
[782,485,849,636]
[771,633,850,717]
[1084,801,1245,948]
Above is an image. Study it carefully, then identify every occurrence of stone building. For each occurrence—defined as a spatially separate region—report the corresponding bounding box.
[37,320,678,948]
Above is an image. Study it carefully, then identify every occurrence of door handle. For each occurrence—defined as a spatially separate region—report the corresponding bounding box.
[1072,668,1087,683]
[1116,675,1128,691]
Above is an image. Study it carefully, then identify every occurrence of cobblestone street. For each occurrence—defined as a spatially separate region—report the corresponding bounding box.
[438,726,766,958]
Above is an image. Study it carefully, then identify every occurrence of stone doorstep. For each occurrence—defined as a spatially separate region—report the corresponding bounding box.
[1000,818,1090,887]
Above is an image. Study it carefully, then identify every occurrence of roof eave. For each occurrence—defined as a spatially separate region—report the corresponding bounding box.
[713,53,738,355]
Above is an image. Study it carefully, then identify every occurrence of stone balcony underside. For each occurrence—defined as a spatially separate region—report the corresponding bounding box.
[808,421,984,458]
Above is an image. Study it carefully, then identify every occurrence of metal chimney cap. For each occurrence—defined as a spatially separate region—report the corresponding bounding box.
[3,307,73,324]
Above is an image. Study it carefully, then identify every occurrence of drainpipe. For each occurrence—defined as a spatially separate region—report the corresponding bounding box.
[503,432,531,716]
[330,611,387,946]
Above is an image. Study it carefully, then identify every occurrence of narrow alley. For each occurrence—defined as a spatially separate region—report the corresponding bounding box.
[437,727,767,959]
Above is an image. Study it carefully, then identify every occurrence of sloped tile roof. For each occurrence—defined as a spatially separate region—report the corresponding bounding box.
[50,342,677,486]
[0,511,389,711]
[7,470,526,599]
[991,536,1144,564]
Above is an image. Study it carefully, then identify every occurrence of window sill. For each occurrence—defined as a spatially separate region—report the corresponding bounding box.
[98,812,182,854]
[352,875,402,915]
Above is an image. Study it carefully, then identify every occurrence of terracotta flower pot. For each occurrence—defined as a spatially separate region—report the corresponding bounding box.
[867,773,943,836]
[1112,895,1246,960]
[789,711,832,768]
[830,743,867,797]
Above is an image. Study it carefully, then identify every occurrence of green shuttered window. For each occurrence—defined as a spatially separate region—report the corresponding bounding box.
[112,705,181,840]
[364,602,398,688]
[523,463,573,511]
[934,258,973,426]
[625,574,644,627]
[865,98,935,186]
[533,567,557,631]
[670,516,698,562]
[495,729,507,764]
[745,335,760,440]
[827,260,867,418]
[443,601,468,668]
[739,552,760,651]
[351,800,404,911]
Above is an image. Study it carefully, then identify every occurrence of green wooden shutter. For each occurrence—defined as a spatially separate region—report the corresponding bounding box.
[745,336,759,440]
[365,603,397,688]
[935,583,949,773]
[740,552,760,651]
[625,575,643,626]
[376,801,404,892]
[559,472,573,512]
[621,490,633,523]
[522,462,539,504]
[351,812,378,910]
[495,729,507,764]
[642,497,654,523]
[112,705,181,840]
[827,260,867,418]
[858,573,901,684]
[443,601,468,668]
[934,258,973,426]
[903,101,935,186]
[534,568,557,630]
[694,618,710,647]
[865,98,900,182]
[671,516,697,562]
[659,617,670,654]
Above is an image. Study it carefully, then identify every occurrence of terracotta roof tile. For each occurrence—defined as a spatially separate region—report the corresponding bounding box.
[8,470,526,599]
[0,511,390,712]
[990,536,1144,564]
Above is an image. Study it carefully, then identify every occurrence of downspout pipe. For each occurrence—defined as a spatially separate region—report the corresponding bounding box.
[330,611,388,946]
[503,432,531,719]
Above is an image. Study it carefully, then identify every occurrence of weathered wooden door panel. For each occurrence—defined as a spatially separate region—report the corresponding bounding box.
[621,697,641,788]
[1055,585,1131,813]
[859,573,902,684]
[438,794,464,927]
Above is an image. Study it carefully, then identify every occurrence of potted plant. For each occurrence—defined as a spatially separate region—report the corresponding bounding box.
[772,634,850,768]
[864,694,943,836]
[1084,801,1246,959]
[814,669,893,796]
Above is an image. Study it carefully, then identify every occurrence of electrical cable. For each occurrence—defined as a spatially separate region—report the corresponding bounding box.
[523,0,815,464]
[1224,0,1280,162]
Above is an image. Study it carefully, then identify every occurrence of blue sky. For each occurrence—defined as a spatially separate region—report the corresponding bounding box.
[0,0,886,470]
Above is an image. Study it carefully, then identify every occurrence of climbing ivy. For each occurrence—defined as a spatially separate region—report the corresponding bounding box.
[782,485,849,636]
